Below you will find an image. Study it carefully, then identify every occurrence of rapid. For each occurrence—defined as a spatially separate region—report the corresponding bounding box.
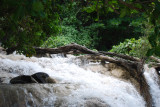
[0,53,160,107]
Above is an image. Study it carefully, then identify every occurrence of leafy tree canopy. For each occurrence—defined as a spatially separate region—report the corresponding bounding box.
[0,0,160,57]
[81,0,160,56]
[0,0,60,56]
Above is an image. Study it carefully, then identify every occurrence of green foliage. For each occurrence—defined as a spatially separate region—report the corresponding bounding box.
[83,0,160,56]
[42,2,105,49]
[110,37,151,58]
[43,23,104,48]
[1,0,160,57]
[42,36,70,48]
[0,0,60,55]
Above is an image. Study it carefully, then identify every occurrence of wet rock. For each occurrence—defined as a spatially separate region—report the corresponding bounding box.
[10,75,38,84]
[0,77,6,83]
[0,84,75,107]
[31,72,49,83]
[84,98,110,107]
[0,46,6,54]
[45,77,57,83]
[10,72,57,84]
[155,67,160,76]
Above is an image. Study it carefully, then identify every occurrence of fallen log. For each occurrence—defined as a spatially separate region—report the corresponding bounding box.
[35,43,140,61]
[99,51,140,62]
[34,43,100,55]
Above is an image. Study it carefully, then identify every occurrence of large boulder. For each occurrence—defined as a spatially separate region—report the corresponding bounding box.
[10,75,37,84]
[10,72,56,84]
[31,72,49,83]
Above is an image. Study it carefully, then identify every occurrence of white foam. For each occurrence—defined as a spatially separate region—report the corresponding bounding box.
[144,65,160,107]
[0,54,146,107]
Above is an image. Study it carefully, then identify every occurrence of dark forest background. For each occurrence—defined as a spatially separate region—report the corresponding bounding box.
[0,0,160,57]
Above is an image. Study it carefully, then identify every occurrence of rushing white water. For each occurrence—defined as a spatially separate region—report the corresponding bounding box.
[144,65,160,107]
[0,54,146,107]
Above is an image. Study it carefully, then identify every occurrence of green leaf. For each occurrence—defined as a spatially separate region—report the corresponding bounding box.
[12,6,25,20]
[146,48,155,56]
[135,4,142,9]
[111,0,118,4]
[32,1,44,12]
[120,8,130,17]
[155,46,160,56]
[108,7,114,12]
[0,30,5,38]
[155,1,160,10]
[148,35,157,47]
[84,6,96,13]
[158,37,160,42]
[149,14,156,25]
[120,8,126,17]
[155,26,159,35]
[95,18,99,21]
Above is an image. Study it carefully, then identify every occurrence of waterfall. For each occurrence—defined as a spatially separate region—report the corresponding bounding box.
[144,65,160,107]
[0,54,149,107]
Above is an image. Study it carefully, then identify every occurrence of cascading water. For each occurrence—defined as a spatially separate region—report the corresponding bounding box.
[0,53,158,107]
[144,65,160,107]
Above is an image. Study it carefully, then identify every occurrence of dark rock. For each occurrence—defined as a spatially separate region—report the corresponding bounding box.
[83,98,110,107]
[155,67,160,75]
[10,75,38,84]
[6,47,16,55]
[31,72,49,83]
[10,72,56,84]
